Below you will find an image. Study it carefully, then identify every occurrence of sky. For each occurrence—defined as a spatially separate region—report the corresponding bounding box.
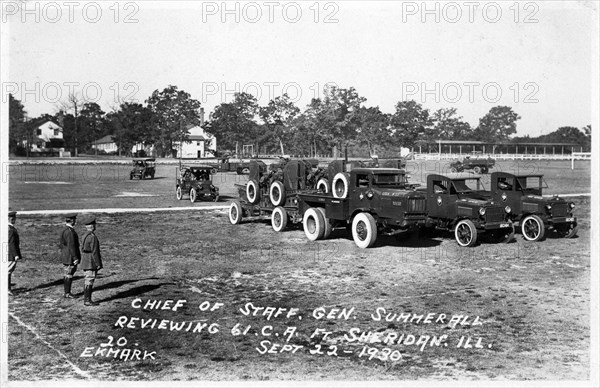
[3,0,598,137]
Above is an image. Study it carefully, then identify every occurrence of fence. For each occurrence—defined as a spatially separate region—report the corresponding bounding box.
[414,153,593,161]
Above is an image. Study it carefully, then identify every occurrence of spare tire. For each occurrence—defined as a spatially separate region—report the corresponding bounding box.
[269,180,286,206]
[246,179,259,204]
[316,178,329,193]
[332,172,349,199]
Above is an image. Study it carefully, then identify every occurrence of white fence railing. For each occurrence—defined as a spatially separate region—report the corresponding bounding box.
[414,153,592,161]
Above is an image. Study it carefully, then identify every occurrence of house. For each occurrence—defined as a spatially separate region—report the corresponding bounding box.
[27,120,65,152]
[91,135,118,153]
[174,124,217,158]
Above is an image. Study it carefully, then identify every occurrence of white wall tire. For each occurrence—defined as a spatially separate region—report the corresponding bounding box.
[229,201,243,225]
[303,207,325,241]
[269,180,286,206]
[316,178,329,193]
[176,186,183,200]
[332,172,349,199]
[352,212,377,249]
[315,207,332,239]
[521,214,545,241]
[246,179,259,204]
[271,206,288,232]
[455,219,478,247]
[190,188,198,203]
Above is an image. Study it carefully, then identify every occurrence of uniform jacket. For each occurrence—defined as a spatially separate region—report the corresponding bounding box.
[80,231,102,270]
[60,225,81,265]
[8,224,21,261]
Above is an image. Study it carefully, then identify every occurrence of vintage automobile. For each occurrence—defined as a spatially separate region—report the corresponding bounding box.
[449,154,495,174]
[130,158,156,180]
[488,172,577,240]
[421,173,514,247]
[175,165,219,202]
[297,167,427,249]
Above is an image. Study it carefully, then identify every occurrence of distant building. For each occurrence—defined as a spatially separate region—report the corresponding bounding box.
[24,120,66,155]
[91,135,118,153]
[174,124,217,158]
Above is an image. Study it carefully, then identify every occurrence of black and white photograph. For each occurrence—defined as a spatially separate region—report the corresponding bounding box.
[1,1,598,386]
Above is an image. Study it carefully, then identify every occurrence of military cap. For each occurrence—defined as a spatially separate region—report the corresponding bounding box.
[82,215,96,225]
[8,211,17,217]
[64,213,78,220]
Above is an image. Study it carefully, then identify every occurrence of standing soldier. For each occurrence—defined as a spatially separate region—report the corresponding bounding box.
[60,213,80,299]
[80,216,102,306]
[8,211,21,296]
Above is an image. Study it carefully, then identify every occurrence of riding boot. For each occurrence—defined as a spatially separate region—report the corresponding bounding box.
[83,285,99,306]
[64,277,75,299]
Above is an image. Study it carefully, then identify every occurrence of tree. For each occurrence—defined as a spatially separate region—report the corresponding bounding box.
[390,100,433,149]
[58,91,87,156]
[8,94,27,155]
[352,106,391,156]
[432,108,473,140]
[206,92,260,156]
[321,86,367,157]
[259,94,300,155]
[474,106,520,143]
[79,102,105,155]
[146,85,203,157]
[106,102,154,156]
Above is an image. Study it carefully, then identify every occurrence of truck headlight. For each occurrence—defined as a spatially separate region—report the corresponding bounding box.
[569,202,575,209]
[367,191,374,199]
[545,204,552,211]
[479,207,486,216]
[505,206,511,213]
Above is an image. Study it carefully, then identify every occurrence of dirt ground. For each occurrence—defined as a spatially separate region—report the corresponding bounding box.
[6,159,592,382]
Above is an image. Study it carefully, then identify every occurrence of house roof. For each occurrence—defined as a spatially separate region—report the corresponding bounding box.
[95,135,116,144]
[188,135,207,141]
[29,119,62,131]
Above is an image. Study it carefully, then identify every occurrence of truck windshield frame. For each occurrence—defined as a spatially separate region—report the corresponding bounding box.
[371,173,407,188]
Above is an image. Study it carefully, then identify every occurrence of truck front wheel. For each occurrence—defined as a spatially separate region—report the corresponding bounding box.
[521,214,545,241]
[176,186,183,200]
[352,212,377,249]
[455,219,478,247]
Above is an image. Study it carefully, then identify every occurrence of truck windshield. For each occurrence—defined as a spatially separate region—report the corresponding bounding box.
[372,173,407,187]
[516,176,546,194]
[450,179,482,194]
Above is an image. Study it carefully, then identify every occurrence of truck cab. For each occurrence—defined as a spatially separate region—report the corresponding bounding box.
[298,168,427,248]
[423,173,513,247]
[489,172,577,240]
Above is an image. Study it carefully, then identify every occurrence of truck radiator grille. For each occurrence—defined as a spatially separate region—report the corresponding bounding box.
[407,198,426,213]
[552,203,568,217]
[485,207,505,223]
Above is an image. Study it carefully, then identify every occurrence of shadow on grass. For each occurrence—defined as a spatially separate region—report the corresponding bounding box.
[93,277,160,293]
[29,276,84,291]
[97,283,172,303]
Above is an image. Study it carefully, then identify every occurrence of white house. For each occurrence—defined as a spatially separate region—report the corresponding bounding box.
[91,135,118,153]
[27,120,65,152]
[174,124,217,158]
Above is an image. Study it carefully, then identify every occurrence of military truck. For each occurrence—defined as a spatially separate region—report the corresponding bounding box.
[488,172,577,241]
[449,155,495,174]
[297,167,427,249]
[422,173,514,247]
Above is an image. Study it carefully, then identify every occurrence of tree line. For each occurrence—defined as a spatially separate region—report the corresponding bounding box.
[8,85,592,158]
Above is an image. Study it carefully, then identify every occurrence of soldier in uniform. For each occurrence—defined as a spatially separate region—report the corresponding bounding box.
[8,211,21,296]
[60,213,80,298]
[80,216,103,306]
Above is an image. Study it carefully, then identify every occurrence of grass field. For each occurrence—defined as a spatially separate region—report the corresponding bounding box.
[6,159,592,381]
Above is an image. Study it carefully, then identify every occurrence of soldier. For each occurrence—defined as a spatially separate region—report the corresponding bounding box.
[60,213,80,299]
[8,211,21,296]
[80,216,102,306]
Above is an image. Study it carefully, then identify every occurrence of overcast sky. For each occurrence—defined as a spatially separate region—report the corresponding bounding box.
[4,0,598,137]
